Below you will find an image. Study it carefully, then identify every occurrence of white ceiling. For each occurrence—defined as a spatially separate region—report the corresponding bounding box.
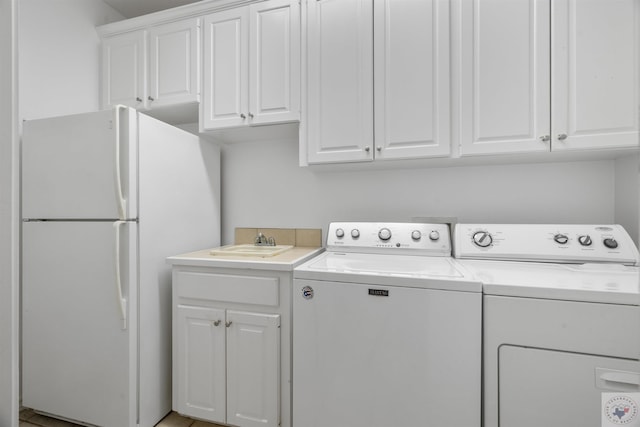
[103,0,202,18]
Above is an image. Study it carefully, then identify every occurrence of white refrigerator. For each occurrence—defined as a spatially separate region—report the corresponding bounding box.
[21,106,220,427]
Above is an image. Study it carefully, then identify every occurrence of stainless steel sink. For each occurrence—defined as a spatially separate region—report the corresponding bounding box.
[209,244,294,257]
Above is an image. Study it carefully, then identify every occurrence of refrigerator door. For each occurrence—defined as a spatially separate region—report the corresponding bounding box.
[22,107,137,220]
[22,220,137,427]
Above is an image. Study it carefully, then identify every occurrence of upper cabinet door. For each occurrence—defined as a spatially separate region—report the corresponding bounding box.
[374,0,451,160]
[305,0,374,164]
[551,0,639,151]
[148,18,200,108]
[201,8,249,129]
[102,30,147,110]
[249,0,300,126]
[458,0,551,156]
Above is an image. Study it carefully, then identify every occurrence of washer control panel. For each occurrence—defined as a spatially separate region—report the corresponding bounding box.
[454,224,640,265]
[327,222,451,256]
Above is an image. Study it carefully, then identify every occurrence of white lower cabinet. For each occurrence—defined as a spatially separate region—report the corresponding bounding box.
[173,269,288,427]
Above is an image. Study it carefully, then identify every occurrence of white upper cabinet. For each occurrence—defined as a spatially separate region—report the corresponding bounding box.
[102,30,147,110]
[148,18,200,108]
[374,0,451,160]
[200,0,300,131]
[551,0,639,151]
[101,18,200,112]
[458,0,639,156]
[304,0,451,165]
[457,0,551,156]
[201,8,248,129]
[305,0,374,164]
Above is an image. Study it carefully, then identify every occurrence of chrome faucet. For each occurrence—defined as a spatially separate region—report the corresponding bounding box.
[255,232,276,246]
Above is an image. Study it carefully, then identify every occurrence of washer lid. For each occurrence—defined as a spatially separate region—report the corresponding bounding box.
[460,259,640,305]
[294,252,482,292]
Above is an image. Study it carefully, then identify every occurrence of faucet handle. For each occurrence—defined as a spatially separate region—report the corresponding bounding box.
[268,236,276,246]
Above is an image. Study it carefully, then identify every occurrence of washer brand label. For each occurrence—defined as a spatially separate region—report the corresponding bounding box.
[368,289,389,297]
[603,393,640,426]
[301,286,314,300]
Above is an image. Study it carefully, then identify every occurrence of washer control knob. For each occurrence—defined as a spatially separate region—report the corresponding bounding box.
[554,234,569,245]
[335,228,345,238]
[472,231,492,248]
[429,230,440,241]
[578,235,592,246]
[378,228,392,241]
[351,229,360,239]
[411,230,422,241]
[603,238,618,249]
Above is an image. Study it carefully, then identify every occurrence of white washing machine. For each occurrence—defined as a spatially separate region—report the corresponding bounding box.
[454,224,640,427]
[293,222,482,427]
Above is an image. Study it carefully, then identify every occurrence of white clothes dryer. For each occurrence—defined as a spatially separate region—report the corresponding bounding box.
[454,224,640,427]
[293,222,482,427]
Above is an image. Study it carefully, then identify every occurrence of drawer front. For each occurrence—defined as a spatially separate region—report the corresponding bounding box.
[176,271,279,306]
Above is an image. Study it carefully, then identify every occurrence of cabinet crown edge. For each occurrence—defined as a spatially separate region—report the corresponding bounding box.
[97,0,272,37]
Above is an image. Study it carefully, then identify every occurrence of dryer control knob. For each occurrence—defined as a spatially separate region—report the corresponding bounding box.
[411,230,422,241]
[351,229,360,239]
[429,230,440,241]
[554,234,569,245]
[578,235,592,246]
[472,231,492,248]
[336,228,345,238]
[603,238,618,249]
[378,228,392,241]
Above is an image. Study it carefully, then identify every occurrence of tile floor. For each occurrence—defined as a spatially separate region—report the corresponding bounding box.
[20,408,225,427]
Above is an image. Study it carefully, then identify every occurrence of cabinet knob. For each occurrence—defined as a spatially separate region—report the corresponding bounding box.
[376,146,382,152]
[147,96,154,102]
[240,114,246,119]
[248,112,254,119]
[539,135,550,142]
[135,97,142,103]
[364,146,371,152]
[225,321,233,328]
[557,133,568,141]
[213,320,221,327]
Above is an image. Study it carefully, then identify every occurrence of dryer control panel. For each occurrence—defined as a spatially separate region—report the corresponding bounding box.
[327,222,451,256]
[454,224,640,266]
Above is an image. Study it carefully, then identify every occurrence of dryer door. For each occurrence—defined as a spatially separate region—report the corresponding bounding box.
[499,345,640,427]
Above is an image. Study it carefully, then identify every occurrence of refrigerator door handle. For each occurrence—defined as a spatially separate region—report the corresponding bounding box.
[114,220,128,330]
[114,105,127,220]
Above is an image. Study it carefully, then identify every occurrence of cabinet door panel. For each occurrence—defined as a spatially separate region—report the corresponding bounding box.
[306,0,374,164]
[459,0,550,155]
[202,9,249,130]
[176,305,226,423]
[249,0,300,125]
[552,0,639,150]
[374,0,450,160]
[102,30,147,109]
[226,311,280,427]
[148,18,200,107]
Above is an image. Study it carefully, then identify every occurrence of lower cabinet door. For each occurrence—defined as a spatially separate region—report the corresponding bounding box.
[226,310,281,427]
[176,305,226,423]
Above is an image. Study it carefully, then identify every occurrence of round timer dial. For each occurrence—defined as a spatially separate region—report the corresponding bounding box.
[472,231,492,248]
[378,228,392,241]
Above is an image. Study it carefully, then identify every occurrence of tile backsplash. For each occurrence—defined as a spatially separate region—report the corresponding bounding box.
[235,227,322,247]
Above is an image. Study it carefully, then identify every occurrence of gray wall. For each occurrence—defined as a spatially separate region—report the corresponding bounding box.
[220,138,633,246]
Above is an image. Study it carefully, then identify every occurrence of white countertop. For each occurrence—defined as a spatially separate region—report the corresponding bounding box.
[167,246,325,271]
